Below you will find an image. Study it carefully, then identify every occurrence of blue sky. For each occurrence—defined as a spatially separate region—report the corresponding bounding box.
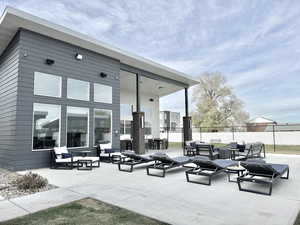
[1,0,300,123]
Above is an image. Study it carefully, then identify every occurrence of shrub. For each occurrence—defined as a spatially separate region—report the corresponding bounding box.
[15,172,48,191]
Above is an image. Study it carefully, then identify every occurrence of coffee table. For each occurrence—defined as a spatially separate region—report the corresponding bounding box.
[226,165,245,183]
[77,159,93,170]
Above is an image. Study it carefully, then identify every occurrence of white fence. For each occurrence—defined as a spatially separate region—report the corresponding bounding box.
[161,131,300,145]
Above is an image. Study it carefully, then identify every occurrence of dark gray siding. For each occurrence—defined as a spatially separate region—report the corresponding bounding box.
[0,33,20,170]
[15,29,120,170]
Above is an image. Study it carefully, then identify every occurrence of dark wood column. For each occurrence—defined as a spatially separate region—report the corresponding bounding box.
[132,73,145,154]
[183,87,192,151]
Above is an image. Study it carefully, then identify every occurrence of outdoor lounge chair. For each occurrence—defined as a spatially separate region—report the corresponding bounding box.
[50,147,100,170]
[238,161,289,195]
[195,144,219,160]
[118,151,155,172]
[96,143,122,163]
[185,157,238,185]
[236,142,265,160]
[146,153,192,177]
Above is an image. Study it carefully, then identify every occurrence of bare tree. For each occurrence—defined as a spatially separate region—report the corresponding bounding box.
[192,72,249,129]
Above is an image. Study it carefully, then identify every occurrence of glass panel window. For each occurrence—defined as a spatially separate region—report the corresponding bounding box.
[33,103,61,150]
[94,83,112,104]
[67,78,90,101]
[34,72,61,97]
[67,107,89,148]
[94,109,112,145]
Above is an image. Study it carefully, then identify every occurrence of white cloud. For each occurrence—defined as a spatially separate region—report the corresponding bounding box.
[1,0,300,122]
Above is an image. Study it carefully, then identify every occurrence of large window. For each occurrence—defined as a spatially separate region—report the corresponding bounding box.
[67,78,90,101]
[32,103,61,150]
[67,107,89,148]
[94,83,112,104]
[94,109,112,145]
[34,72,61,97]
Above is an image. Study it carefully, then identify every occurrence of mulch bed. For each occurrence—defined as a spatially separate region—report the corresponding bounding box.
[0,168,56,200]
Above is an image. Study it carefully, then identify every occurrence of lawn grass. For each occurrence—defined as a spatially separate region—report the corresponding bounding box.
[168,142,300,155]
[0,198,169,225]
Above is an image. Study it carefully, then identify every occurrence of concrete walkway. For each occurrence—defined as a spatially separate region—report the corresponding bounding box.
[1,151,300,225]
[0,188,83,222]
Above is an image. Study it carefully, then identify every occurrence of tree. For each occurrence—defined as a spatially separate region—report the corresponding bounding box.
[192,72,249,129]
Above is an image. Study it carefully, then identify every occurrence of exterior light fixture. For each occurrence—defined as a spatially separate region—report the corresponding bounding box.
[75,53,83,60]
[100,72,107,78]
[45,59,55,65]
[149,98,154,102]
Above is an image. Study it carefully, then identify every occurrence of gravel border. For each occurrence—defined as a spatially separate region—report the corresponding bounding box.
[0,168,56,200]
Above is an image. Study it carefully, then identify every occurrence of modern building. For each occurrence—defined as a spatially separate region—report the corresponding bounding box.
[0,7,198,170]
[160,111,181,131]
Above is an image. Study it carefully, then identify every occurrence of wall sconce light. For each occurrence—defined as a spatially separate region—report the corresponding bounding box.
[45,59,55,65]
[75,53,83,60]
[100,72,108,78]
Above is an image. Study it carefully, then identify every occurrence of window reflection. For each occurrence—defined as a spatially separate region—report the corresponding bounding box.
[67,78,90,101]
[94,109,112,145]
[67,107,89,147]
[33,103,60,150]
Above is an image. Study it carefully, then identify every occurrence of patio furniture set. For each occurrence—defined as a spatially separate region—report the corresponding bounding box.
[50,141,289,196]
[184,141,266,160]
[116,142,289,196]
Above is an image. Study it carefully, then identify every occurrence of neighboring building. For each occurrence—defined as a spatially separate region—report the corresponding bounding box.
[160,111,180,131]
[246,117,277,132]
[0,7,198,170]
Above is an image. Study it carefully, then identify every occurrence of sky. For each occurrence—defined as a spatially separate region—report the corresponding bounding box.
[1,0,300,123]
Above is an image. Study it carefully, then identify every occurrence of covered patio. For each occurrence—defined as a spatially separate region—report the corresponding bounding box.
[3,149,299,225]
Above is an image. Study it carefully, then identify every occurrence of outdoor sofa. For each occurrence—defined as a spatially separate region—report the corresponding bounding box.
[50,146,100,170]
[146,153,192,177]
[238,160,289,195]
[118,151,155,172]
[184,141,219,160]
[185,157,238,185]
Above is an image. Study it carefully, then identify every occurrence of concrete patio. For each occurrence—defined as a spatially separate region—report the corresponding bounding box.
[1,149,300,225]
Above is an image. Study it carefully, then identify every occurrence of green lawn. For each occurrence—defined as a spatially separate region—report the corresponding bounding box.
[0,198,169,225]
[168,142,300,155]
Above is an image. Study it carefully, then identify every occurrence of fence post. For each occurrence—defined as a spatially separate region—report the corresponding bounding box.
[200,127,202,141]
[232,126,235,141]
[272,124,276,152]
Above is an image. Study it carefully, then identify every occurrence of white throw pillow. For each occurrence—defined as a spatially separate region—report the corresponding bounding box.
[54,146,69,159]
[100,143,112,150]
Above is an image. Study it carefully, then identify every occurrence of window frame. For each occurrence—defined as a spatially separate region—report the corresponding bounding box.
[32,103,61,152]
[93,83,112,104]
[67,78,90,101]
[93,109,112,146]
[66,106,90,149]
[34,72,62,98]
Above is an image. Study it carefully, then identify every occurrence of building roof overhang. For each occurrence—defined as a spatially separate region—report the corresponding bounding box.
[0,7,199,89]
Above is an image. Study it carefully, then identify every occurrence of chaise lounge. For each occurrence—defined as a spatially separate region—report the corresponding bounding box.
[185,157,238,185]
[146,153,192,177]
[238,161,289,195]
[118,151,155,172]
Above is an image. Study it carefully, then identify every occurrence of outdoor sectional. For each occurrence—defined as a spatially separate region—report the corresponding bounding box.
[185,157,238,185]
[118,151,155,172]
[146,153,192,177]
[238,161,289,195]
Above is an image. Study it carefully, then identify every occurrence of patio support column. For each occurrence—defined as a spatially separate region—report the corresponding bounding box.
[183,87,192,149]
[132,73,145,154]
